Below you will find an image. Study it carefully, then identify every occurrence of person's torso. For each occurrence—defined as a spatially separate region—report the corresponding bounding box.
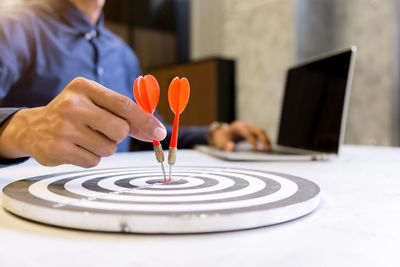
[0,1,142,152]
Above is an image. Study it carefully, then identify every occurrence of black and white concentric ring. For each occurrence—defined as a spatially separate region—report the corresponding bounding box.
[2,166,320,233]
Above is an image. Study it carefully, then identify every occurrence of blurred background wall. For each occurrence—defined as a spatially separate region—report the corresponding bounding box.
[295,0,399,146]
[191,0,294,144]
[191,0,400,146]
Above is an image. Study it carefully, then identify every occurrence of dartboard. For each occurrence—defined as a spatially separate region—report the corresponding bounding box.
[2,166,320,233]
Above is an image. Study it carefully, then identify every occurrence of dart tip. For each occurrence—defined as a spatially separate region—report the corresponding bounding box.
[168,164,172,182]
[160,163,167,180]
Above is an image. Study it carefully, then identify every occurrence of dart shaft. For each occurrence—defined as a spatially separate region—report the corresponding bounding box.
[153,144,167,181]
[160,163,167,180]
[168,147,177,181]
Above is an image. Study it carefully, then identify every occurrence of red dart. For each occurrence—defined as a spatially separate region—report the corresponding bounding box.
[133,75,166,180]
[167,77,190,180]
[134,75,159,113]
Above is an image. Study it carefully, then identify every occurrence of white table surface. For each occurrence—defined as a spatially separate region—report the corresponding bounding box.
[0,145,399,267]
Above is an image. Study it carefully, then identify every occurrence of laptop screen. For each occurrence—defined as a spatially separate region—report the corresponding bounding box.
[277,48,354,153]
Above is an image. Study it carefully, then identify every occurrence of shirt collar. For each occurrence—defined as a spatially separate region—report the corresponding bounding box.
[51,0,105,35]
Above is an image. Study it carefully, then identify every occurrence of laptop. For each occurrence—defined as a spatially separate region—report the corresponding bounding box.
[196,46,357,161]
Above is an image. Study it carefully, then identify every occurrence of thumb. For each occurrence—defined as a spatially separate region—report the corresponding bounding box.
[224,141,235,152]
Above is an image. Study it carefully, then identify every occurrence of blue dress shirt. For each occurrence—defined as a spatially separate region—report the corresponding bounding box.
[0,0,208,165]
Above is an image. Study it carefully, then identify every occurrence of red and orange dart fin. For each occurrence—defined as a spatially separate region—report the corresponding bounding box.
[168,77,190,148]
[139,75,160,113]
[133,76,145,109]
[133,75,162,146]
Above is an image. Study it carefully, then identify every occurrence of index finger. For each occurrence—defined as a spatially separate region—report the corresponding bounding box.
[70,78,167,141]
[247,124,271,152]
[233,125,258,150]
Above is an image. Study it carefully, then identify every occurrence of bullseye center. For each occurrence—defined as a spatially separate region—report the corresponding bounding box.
[146,179,188,185]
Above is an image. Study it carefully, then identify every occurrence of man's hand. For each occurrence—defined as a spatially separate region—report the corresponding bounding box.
[209,121,271,152]
[0,77,166,168]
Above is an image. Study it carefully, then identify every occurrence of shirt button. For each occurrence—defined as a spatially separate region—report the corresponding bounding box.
[85,30,97,41]
[97,66,104,76]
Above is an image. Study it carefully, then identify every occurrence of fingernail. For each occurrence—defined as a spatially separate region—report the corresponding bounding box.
[153,127,167,140]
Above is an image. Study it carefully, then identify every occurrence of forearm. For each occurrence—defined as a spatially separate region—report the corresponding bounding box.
[131,125,209,151]
[175,125,209,148]
[0,109,30,159]
[161,125,209,149]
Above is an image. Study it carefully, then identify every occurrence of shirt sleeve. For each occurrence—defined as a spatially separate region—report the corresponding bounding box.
[0,107,22,123]
[131,117,209,151]
[0,156,29,167]
[0,9,32,101]
[162,125,209,149]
